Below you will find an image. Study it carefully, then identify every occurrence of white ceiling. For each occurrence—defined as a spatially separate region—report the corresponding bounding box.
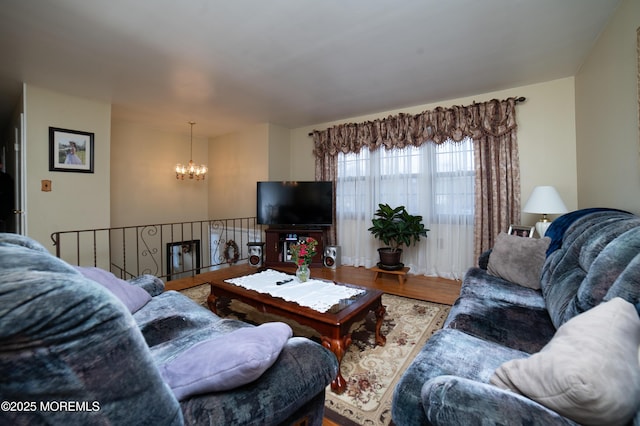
[0,0,620,137]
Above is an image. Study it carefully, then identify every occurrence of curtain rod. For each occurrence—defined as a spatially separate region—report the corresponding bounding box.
[307,96,527,136]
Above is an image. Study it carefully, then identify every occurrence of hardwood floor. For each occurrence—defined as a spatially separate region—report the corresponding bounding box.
[166,263,461,426]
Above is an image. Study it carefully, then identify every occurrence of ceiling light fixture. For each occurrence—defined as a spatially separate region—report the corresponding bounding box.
[175,121,207,181]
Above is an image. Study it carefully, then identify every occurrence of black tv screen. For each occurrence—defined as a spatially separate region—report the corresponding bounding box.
[257,181,333,226]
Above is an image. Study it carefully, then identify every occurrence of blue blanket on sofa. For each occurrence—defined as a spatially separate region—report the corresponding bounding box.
[544,207,629,256]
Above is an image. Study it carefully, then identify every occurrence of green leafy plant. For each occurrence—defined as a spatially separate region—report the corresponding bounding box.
[368,203,429,252]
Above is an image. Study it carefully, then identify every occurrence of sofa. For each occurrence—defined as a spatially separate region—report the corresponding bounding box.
[0,233,338,425]
[392,208,640,425]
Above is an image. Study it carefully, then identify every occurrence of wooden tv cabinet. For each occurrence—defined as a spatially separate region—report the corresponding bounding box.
[264,227,327,268]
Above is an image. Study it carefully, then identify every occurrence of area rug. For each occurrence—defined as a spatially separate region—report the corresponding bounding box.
[179,284,450,426]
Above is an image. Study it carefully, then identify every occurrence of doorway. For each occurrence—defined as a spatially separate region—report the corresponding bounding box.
[1,112,23,234]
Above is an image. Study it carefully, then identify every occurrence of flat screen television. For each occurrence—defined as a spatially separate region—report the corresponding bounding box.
[257,181,333,227]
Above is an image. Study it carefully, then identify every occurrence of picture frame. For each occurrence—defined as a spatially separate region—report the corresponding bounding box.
[507,224,535,238]
[166,240,201,281]
[49,127,94,173]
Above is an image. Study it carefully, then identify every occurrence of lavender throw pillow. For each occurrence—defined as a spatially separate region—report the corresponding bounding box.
[75,266,152,313]
[160,322,293,400]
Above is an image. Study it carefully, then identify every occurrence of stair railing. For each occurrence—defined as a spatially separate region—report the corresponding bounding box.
[50,217,265,281]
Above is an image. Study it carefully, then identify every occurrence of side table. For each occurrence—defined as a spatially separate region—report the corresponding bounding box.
[372,266,409,284]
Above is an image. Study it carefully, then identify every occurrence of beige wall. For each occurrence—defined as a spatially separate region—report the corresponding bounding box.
[268,123,292,181]
[575,0,640,215]
[24,85,111,251]
[109,122,292,225]
[289,126,316,181]
[111,120,209,226]
[208,124,270,219]
[290,77,579,227]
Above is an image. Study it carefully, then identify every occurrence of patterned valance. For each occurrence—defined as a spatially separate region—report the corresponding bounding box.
[312,97,519,157]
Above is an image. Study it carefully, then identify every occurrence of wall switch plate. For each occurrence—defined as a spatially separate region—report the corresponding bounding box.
[41,180,52,192]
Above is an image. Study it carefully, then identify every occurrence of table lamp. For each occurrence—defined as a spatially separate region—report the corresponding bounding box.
[522,186,568,237]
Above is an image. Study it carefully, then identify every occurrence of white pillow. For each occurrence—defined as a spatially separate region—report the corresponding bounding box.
[490,297,640,425]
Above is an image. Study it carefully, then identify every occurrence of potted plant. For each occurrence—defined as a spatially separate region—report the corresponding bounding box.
[368,203,429,269]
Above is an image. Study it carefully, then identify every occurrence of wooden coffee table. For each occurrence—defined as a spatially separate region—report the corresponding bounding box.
[207,271,386,394]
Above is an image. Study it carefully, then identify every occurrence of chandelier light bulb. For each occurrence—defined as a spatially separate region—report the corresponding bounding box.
[175,122,207,181]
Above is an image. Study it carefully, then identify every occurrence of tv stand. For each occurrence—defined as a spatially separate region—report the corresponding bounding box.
[264,227,327,268]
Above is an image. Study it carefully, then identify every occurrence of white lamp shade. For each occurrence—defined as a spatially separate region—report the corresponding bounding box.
[523,186,568,237]
[523,186,568,215]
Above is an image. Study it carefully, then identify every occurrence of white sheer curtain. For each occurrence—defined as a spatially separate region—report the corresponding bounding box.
[336,139,475,280]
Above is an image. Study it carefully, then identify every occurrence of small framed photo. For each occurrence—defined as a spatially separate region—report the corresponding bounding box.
[508,224,535,238]
[49,127,94,173]
[166,240,201,281]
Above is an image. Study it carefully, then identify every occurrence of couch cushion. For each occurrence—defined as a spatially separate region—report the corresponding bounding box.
[445,296,557,354]
[392,328,529,426]
[487,233,550,290]
[127,274,165,297]
[541,211,640,328]
[133,290,246,360]
[160,322,293,400]
[75,266,152,313]
[490,297,640,426]
[461,267,546,310]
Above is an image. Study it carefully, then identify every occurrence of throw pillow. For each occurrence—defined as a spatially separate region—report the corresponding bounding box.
[160,322,293,400]
[487,232,550,289]
[75,266,152,313]
[490,297,640,426]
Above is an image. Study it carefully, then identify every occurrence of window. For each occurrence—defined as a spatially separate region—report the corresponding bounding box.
[432,139,475,220]
[335,137,474,279]
[337,138,474,219]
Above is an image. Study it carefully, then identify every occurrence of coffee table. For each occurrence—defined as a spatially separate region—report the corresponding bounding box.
[207,272,386,394]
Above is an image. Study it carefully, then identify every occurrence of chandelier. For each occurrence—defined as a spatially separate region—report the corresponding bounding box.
[175,121,208,180]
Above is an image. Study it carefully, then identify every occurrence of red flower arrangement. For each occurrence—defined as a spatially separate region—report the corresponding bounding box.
[289,237,318,266]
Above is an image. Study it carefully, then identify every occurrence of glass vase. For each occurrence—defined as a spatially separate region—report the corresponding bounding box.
[296,263,310,282]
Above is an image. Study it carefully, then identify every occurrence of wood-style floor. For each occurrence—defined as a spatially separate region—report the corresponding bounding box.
[165,263,461,426]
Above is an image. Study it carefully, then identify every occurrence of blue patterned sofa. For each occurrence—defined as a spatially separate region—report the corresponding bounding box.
[392,209,640,425]
[0,233,338,425]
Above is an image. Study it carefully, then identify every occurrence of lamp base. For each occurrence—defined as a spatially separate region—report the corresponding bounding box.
[535,220,551,238]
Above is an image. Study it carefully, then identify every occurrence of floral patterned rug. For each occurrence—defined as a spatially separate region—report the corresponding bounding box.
[179,284,450,426]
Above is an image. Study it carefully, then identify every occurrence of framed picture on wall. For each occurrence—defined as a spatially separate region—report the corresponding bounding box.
[49,127,94,173]
[166,240,201,281]
[507,224,535,238]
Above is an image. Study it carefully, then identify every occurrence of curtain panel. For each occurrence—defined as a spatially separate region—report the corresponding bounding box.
[313,97,521,268]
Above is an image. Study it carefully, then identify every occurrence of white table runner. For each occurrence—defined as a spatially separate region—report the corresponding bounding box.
[224,269,365,313]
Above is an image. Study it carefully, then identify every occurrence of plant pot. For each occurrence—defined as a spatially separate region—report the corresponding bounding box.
[377,247,403,268]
